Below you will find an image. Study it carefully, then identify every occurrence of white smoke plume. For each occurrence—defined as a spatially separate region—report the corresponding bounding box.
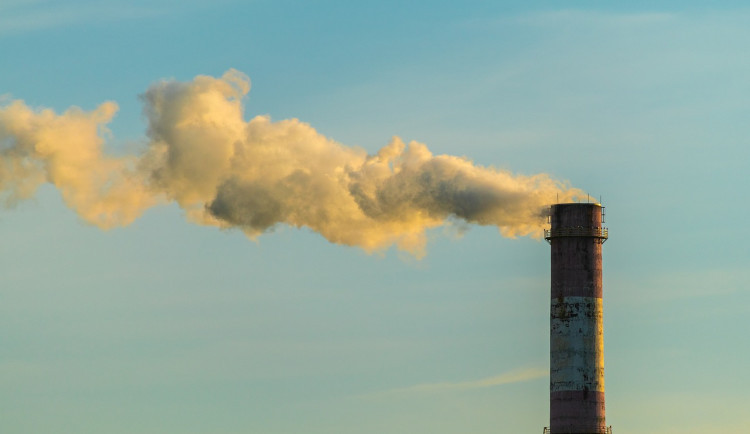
[0,69,581,255]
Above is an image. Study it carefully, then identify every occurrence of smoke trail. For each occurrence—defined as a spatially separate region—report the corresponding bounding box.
[0,69,581,255]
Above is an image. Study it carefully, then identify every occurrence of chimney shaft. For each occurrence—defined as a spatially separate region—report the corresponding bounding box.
[545,203,609,434]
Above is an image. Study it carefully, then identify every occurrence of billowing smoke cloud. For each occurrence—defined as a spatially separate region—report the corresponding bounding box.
[0,69,581,255]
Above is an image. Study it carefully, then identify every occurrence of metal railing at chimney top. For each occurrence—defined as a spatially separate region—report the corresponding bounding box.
[543,427,612,434]
[543,227,608,244]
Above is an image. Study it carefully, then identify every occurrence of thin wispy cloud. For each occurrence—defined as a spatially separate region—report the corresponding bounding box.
[457,8,676,32]
[0,1,163,35]
[365,367,547,399]
[0,2,154,35]
[611,266,750,306]
[513,9,676,26]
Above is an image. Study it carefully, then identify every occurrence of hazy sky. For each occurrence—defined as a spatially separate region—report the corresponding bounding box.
[2,1,749,433]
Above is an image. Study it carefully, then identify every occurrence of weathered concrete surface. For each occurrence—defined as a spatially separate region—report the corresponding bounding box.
[550,297,604,393]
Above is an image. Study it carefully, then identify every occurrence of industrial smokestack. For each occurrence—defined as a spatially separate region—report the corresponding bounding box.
[544,203,611,434]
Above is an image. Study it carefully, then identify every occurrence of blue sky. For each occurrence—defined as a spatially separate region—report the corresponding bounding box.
[1,1,749,433]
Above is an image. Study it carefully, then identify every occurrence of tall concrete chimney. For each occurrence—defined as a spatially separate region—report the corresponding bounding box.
[544,203,610,434]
